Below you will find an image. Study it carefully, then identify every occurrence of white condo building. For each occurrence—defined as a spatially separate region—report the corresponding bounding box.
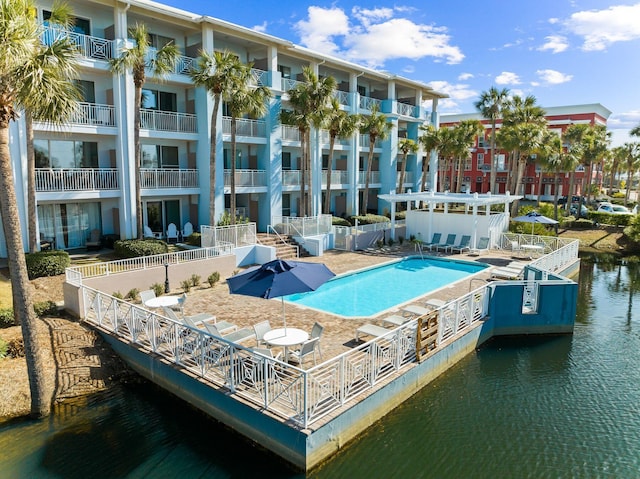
[2,0,447,256]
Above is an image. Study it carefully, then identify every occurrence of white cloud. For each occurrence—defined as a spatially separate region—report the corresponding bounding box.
[253,21,268,33]
[564,3,640,51]
[535,69,573,84]
[495,71,521,85]
[608,110,640,130]
[426,80,478,112]
[458,72,474,80]
[538,35,569,53]
[293,6,464,67]
[403,65,416,74]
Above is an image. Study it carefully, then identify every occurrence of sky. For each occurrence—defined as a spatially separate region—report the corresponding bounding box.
[157,0,640,146]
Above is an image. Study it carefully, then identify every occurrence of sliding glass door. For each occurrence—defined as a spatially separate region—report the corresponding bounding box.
[38,202,101,249]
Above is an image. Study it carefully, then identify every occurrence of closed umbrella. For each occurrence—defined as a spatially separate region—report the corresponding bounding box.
[512,211,558,235]
[226,259,335,331]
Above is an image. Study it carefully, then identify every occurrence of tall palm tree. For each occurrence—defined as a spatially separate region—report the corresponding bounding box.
[110,24,179,238]
[533,130,562,208]
[474,86,510,193]
[0,0,80,417]
[609,146,626,192]
[436,127,457,192]
[417,124,440,195]
[280,107,309,216]
[397,138,418,195]
[358,105,391,215]
[452,120,484,192]
[618,142,640,205]
[226,65,271,225]
[322,98,358,214]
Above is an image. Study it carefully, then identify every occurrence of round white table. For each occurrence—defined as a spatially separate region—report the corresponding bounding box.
[263,328,309,362]
[144,296,181,309]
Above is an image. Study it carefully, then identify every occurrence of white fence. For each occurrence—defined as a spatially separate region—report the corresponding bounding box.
[140,109,197,133]
[140,169,199,189]
[270,215,333,237]
[223,169,267,187]
[35,168,119,192]
[499,233,579,273]
[222,117,266,137]
[200,223,257,249]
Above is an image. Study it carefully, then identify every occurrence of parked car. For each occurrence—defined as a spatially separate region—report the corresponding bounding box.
[596,203,632,214]
[559,195,586,205]
[570,204,588,216]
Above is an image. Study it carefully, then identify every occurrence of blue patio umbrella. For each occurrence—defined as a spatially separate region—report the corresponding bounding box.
[512,211,558,235]
[226,259,335,331]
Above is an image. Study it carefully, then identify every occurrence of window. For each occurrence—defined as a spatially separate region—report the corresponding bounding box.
[43,10,90,35]
[322,154,329,169]
[357,85,366,97]
[34,140,98,168]
[147,33,175,49]
[278,65,291,79]
[476,153,485,170]
[141,89,177,112]
[478,132,486,148]
[282,152,291,170]
[75,80,95,103]
[141,145,179,168]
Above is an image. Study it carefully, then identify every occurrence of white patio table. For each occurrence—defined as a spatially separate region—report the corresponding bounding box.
[144,295,181,309]
[263,328,309,362]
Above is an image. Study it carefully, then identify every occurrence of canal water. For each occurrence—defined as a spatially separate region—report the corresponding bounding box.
[1,257,639,478]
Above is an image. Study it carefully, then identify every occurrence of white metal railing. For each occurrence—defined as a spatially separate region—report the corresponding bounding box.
[358,171,381,184]
[333,90,350,105]
[140,109,197,133]
[79,280,491,428]
[175,55,195,75]
[200,223,257,248]
[321,170,349,185]
[250,68,269,86]
[223,169,267,187]
[359,134,382,149]
[65,246,233,284]
[397,102,416,117]
[499,233,579,272]
[281,125,301,142]
[35,168,119,191]
[140,169,199,189]
[355,221,391,233]
[396,172,414,185]
[359,96,383,111]
[222,117,266,137]
[320,130,351,146]
[41,26,113,60]
[270,215,333,237]
[71,102,116,127]
[281,78,304,91]
[282,170,301,186]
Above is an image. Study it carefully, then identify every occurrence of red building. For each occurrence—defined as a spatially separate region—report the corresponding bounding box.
[440,103,611,200]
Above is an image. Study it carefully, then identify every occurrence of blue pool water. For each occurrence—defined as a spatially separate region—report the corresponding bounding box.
[285,257,488,317]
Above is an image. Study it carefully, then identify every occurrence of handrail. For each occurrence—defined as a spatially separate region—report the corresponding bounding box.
[265,224,300,257]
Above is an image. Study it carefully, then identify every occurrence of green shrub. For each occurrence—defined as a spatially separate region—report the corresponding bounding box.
[150,283,164,297]
[387,238,395,247]
[332,216,351,226]
[207,271,220,287]
[190,274,201,287]
[34,301,58,317]
[185,233,201,246]
[612,191,626,199]
[624,214,640,243]
[217,211,249,226]
[398,235,404,245]
[114,239,168,259]
[0,337,8,359]
[112,291,124,299]
[0,308,15,328]
[351,214,390,225]
[125,288,139,300]
[376,239,384,248]
[25,250,70,279]
[181,280,192,293]
[588,211,633,227]
[569,218,595,229]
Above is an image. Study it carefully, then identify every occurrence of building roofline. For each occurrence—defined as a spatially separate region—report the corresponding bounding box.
[441,103,612,123]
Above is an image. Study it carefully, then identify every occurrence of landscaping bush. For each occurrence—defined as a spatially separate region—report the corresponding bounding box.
[207,271,220,287]
[0,337,7,359]
[624,214,640,243]
[185,233,201,246]
[0,308,15,328]
[588,211,633,227]
[332,216,351,226]
[568,218,595,229]
[350,214,390,225]
[150,283,164,297]
[190,274,201,287]
[112,291,124,299]
[126,288,139,300]
[34,300,58,317]
[181,280,191,293]
[25,250,70,279]
[114,239,168,259]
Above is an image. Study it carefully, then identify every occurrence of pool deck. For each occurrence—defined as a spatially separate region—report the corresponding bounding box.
[175,247,523,365]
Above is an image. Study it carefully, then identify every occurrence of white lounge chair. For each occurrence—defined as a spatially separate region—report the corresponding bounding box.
[182,222,194,239]
[289,338,319,366]
[166,223,179,243]
[355,324,391,342]
[205,323,255,344]
[471,236,490,254]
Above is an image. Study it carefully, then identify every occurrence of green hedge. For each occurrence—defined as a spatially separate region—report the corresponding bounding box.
[185,233,201,246]
[25,250,70,279]
[332,216,352,226]
[588,211,633,227]
[114,239,169,258]
[350,214,390,225]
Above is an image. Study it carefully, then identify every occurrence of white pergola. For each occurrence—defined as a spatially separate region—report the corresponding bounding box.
[377,191,523,247]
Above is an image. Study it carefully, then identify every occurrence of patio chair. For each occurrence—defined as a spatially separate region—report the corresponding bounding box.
[436,234,456,252]
[253,320,272,347]
[450,235,471,254]
[139,289,156,307]
[166,223,179,243]
[310,322,324,360]
[162,306,225,330]
[252,347,283,361]
[422,232,442,251]
[205,322,255,344]
[39,233,54,251]
[289,337,319,366]
[182,222,194,239]
[471,236,490,254]
[85,229,102,251]
[143,225,155,239]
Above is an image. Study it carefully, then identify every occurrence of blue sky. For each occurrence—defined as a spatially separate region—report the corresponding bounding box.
[158,0,640,145]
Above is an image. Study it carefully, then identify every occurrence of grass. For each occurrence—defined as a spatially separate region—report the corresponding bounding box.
[0,272,11,308]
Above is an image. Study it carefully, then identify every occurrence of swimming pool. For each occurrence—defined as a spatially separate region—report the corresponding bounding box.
[285,256,488,318]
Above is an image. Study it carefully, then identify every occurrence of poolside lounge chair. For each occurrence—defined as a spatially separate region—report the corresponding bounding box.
[422,233,442,251]
[289,338,319,366]
[436,234,456,252]
[490,266,524,280]
[470,236,490,255]
[450,235,471,254]
[205,322,255,344]
[355,324,392,342]
[380,315,410,327]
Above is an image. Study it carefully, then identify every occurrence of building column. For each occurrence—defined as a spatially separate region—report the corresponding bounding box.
[429,101,440,192]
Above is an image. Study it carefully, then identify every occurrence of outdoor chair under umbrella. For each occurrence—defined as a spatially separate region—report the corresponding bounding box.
[512,211,558,235]
[226,259,335,331]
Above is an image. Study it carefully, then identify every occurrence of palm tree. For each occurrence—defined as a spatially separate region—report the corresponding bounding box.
[417,124,440,195]
[358,105,391,215]
[452,120,484,192]
[397,138,418,195]
[618,142,640,205]
[110,24,179,238]
[322,98,358,214]
[226,66,271,224]
[533,130,562,208]
[474,87,510,193]
[435,127,458,192]
[609,146,626,192]
[0,0,80,417]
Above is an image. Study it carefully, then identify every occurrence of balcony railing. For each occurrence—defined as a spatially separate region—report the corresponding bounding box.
[70,102,116,127]
[396,171,414,185]
[359,96,383,111]
[140,169,199,189]
[397,102,416,117]
[282,170,301,186]
[333,90,350,106]
[41,26,114,61]
[359,134,382,148]
[175,55,195,75]
[281,125,301,142]
[321,170,349,185]
[281,78,304,91]
[140,109,197,133]
[222,117,266,137]
[35,168,119,192]
[358,171,380,184]
[320,130,351,146]
[223,169,267,187]
[250,68,269,87]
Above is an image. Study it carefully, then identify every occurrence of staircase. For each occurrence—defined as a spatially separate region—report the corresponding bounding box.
[256,233,301,259]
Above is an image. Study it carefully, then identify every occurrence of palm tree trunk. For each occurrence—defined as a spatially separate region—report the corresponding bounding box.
[230,117,237,225]
[553,172,561,221]
[489,121,497,193]
[324,136,336,214]
[209,96,221,226]
[26,110,38,252]
[420,155,429,209]
[510,156,527,216]
[0,125,51,417]
[536,171,544,207]
[456,157,464,192]
[306,129,313,216]
[567,171,576,212]
[362,138,375,214]
[300,128,307,216]
[397,154,406,194]
[134,84,143,238]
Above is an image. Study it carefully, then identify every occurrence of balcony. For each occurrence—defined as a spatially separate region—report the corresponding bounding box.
[70,102,116,127]
[397,102,416,117]
[140,169,199,189]
[140,109,197,133]
[359,134,382,148]
[358,171,380,184]
[320,130,351,146]
[321,170,349,185]
[223,169,267,187]
[282,170,301,186]
[35,168,119,192]
[359,96,383,111]
[222,117,266,137]
[396,172,414,185]
[250,68,269,87]
[41,26,114,61]
[281,125,301,142]
[333,90,350,106]
[281,78,304,91]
